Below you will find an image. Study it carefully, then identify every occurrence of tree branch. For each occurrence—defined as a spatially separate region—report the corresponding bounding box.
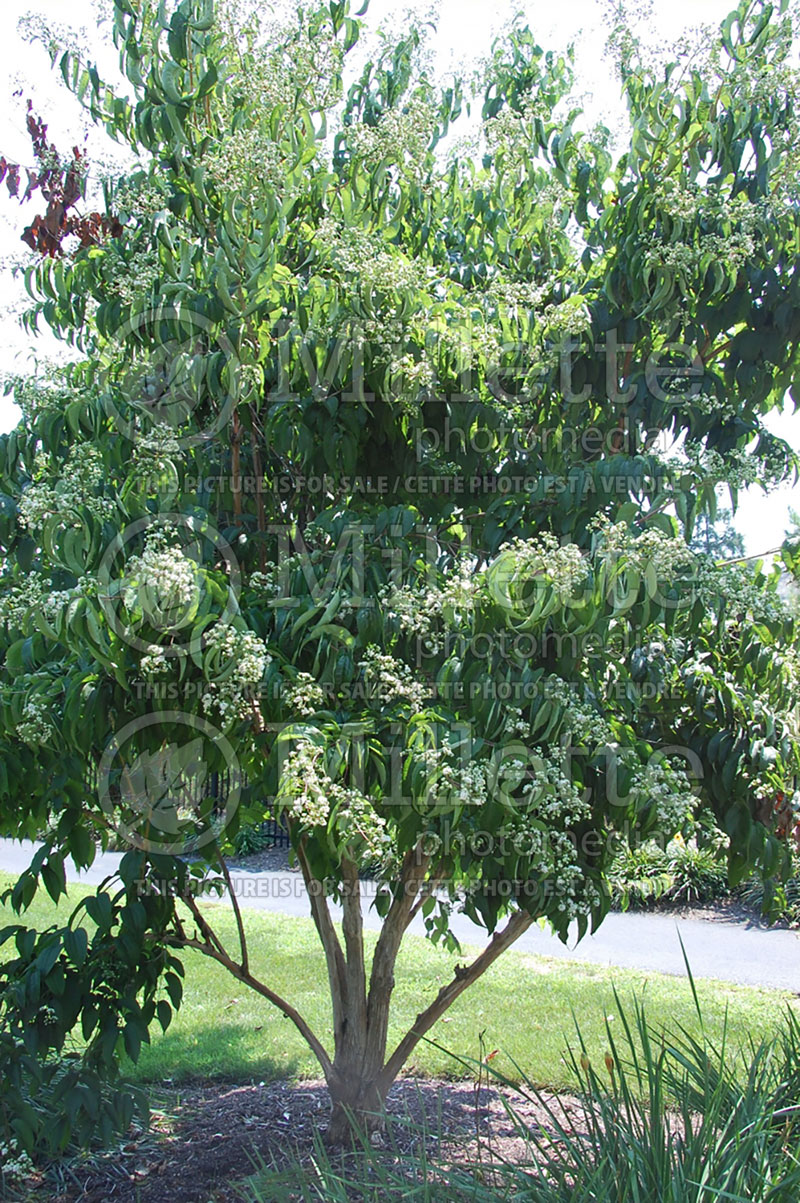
[250,403,267,574]
[167,933,333,1079]
[405,861,447,930]
[214,848,249,974]
[182,889,228,961]
[369,840,430,983]
[292,829,348,1038]
[362,841,430,1074]
[339,854,367,1052]
[376,909,534,1094]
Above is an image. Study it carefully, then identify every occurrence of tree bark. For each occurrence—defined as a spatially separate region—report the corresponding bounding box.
[322,907,535,1142]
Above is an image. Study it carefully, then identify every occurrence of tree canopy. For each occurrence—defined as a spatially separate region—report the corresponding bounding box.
[0,0,799,1150]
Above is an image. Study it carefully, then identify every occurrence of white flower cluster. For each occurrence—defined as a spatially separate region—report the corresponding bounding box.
[486,277,550,316]
[0,576,46,630]
[207,1,344,207]
[471,818,601,920]
[632,757,696,837]
[362,646,427,711]
[140,644,170,677]
[698,562,791,624]
[388,352,436,394]
[644,227,756,278]
[654,178,761,233]
[43,578,92,627]
[201,622,271,723]
[541,294,591,339]
[689,393,738,421]
[111,175,168,226]
[278,740,388,859]
[133,423,182,467]
[122,532,199,621]
[0,1140,34,1190]
[279,742,331,826]
[593,517,695,578]
[107,243,161,306]
[314,217,425,296]
[483,95,550,176]
[250,549,325,600]
[217,2,343,116]
[206,130,288,208]
[17,696,52,746]
[18,443,114,532]
[417,743,488,812]
[520,749,593,826]
[502,705,529,738]
[347,94,437,183]
[3,365,73,421]
[504,533,588,602]
[249,563,284,599]
[283,671,325,716]
[543,675,617,750]
[682,444,786,492]
[331,786,390,863]
[0,574,93,635]
[379,563,478,653]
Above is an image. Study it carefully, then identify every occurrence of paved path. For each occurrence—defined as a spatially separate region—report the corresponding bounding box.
[2,838,798,992]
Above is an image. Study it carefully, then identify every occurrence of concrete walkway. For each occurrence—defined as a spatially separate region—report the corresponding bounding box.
[1,838,798,992]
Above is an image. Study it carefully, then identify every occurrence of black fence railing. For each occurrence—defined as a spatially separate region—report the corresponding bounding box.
[86,762,291,850]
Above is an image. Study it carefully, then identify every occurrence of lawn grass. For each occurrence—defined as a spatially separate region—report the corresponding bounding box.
[1,871,796,1092]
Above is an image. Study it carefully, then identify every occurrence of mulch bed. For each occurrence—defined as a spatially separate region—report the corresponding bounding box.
[20,1076,581,1203]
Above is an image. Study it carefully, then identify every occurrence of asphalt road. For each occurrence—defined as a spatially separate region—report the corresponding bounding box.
[1,837,798,992]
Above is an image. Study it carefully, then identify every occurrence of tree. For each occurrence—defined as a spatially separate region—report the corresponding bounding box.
[1,0,799,1151]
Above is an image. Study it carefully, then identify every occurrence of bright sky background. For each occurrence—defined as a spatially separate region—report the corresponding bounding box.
[0,0,796,556]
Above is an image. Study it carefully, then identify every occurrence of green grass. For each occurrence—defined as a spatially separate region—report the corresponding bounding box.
[1,872,795,1092]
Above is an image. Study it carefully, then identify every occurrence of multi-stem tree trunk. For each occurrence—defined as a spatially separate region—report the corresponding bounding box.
[294,838,534,1143]
[177,838,535,1146]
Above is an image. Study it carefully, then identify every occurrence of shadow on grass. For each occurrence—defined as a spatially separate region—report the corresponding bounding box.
[125,1021,303,1086]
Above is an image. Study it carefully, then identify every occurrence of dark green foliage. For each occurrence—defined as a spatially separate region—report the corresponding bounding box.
[0,0,799,1156]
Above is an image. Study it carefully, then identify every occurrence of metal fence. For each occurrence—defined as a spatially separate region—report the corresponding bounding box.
[86,763,291,850]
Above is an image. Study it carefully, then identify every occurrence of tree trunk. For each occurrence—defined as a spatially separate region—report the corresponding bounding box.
[325,1066,389,1145]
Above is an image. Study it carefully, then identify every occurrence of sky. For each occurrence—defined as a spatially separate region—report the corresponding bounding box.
[0,0,796,556]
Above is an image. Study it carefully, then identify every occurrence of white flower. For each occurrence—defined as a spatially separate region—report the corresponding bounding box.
[278,742,332,827]
[200,622,271,723]
[314,217,428,296]
[283,672,325,716]
[414,742,488,812]
[18,444,114,532]
[592,517,695,579]
[361,646,427,711]
[277,738,390,860]
[379,561,479,653]
[497,534,589,605]
[133,423,182,463]
[122,533,199,622]
[17,696,52,746]
[140,644,170,677]
[347,94,438,183]
[632,757,697,837]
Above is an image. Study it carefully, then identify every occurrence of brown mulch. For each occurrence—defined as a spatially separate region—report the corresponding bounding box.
[21,1077,581,1203]
[224,845,298,874]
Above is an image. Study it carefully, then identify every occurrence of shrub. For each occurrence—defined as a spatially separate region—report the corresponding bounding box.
[738,852,800,926]
[231,824,278,859]
[608,841,675,910]
[609,834,729,911]
[665,835,730,905]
